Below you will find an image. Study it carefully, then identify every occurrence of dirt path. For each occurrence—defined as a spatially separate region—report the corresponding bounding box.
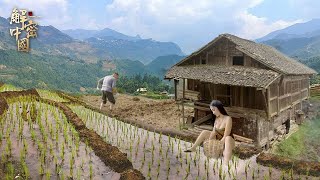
[81,94,194,131]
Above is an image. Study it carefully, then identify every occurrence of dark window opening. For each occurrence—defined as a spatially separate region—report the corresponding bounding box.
[233,56,244,66]
[201,58,206,64]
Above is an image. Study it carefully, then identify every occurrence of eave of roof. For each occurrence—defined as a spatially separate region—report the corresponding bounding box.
[165,65,281,88]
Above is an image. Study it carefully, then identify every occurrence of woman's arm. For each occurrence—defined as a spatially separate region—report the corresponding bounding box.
[209,126,217,139]
[220,116,232,142]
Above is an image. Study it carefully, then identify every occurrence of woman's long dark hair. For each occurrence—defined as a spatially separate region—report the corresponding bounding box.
[210,100,228,125]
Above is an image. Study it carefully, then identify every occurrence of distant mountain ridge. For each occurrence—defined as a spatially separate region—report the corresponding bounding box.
[101,54,186,78]
[62,28,142,41]
[62,28,184,64]
[257,19,320,61]
[261,35,320,60]
[146,55,185,78]
[85,37,183,64]
[0,16,184,64]
[0,15,185,92]
[256,19,320,42]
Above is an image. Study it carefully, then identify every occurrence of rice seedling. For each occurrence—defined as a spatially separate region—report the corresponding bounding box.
[147,161,152,179]
[165,146,170,159]
[231,168,236,180]
[306,168,310,179]
[245,161,249,179]
[184,165,190,179]
[6,162,14,179]
[269,164,272,178]
[218,161,223,179]
[39,163,45,176]
[70,156,75,177]
[60,171,65,180]
[289,168,294,179]
[45,169,51,180]
[252,168,256,180]
[227,161,232,176]
[21,161,30,179]
[171,141,174,153]
[158,133,162,143]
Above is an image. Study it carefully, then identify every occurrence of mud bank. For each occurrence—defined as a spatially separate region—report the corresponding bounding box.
[257,153,320,176]
[0,89,39,115]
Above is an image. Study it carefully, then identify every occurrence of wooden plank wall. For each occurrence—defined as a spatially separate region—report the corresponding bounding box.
[269,76,310,118]
[180,37,272,71]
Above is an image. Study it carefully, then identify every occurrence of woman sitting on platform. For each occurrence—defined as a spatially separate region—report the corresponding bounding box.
[185,100,235,163]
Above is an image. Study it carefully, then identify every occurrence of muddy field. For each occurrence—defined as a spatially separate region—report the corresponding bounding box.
[81,94,194,131]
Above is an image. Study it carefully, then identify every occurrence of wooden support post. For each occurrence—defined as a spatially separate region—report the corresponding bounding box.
[213,84,217,100]
[267,87,271,119]
[266,87,271,149]
[308,78,311,98]
[226,40,229,65]
[266,120,270,149]
[240,87,244,107]
[174,79,178,101]
[182,78,185,126]
[300,89,303,110]
[206,52,209,64]
[192,79,195,91]
[277,84,280,115]
[255,113,260,147]
[299,80,303,110]
[261,89,267,112]
[230,86,233,106]
[209,84,214,100]
[289,82,293,104]
[182,79,185,97]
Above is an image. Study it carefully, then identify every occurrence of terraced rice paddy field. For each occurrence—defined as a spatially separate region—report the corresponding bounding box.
[0,84,319,179]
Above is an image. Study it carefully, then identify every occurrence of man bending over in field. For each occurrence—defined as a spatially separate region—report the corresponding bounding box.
[97,72,119,110]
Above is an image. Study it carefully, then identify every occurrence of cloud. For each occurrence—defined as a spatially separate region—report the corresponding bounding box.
[104,0,300,53]
[0,0,313,54]
[235,11,303,39]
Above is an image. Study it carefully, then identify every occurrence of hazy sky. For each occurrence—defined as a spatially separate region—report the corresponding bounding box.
[1,0,319,54]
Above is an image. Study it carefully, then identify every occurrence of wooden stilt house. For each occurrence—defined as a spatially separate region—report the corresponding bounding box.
[165,34,317,147]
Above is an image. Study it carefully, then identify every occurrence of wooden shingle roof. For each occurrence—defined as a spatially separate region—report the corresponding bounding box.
[174,34,317,75]
[165,65,280,88]
[224,34,316,75]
